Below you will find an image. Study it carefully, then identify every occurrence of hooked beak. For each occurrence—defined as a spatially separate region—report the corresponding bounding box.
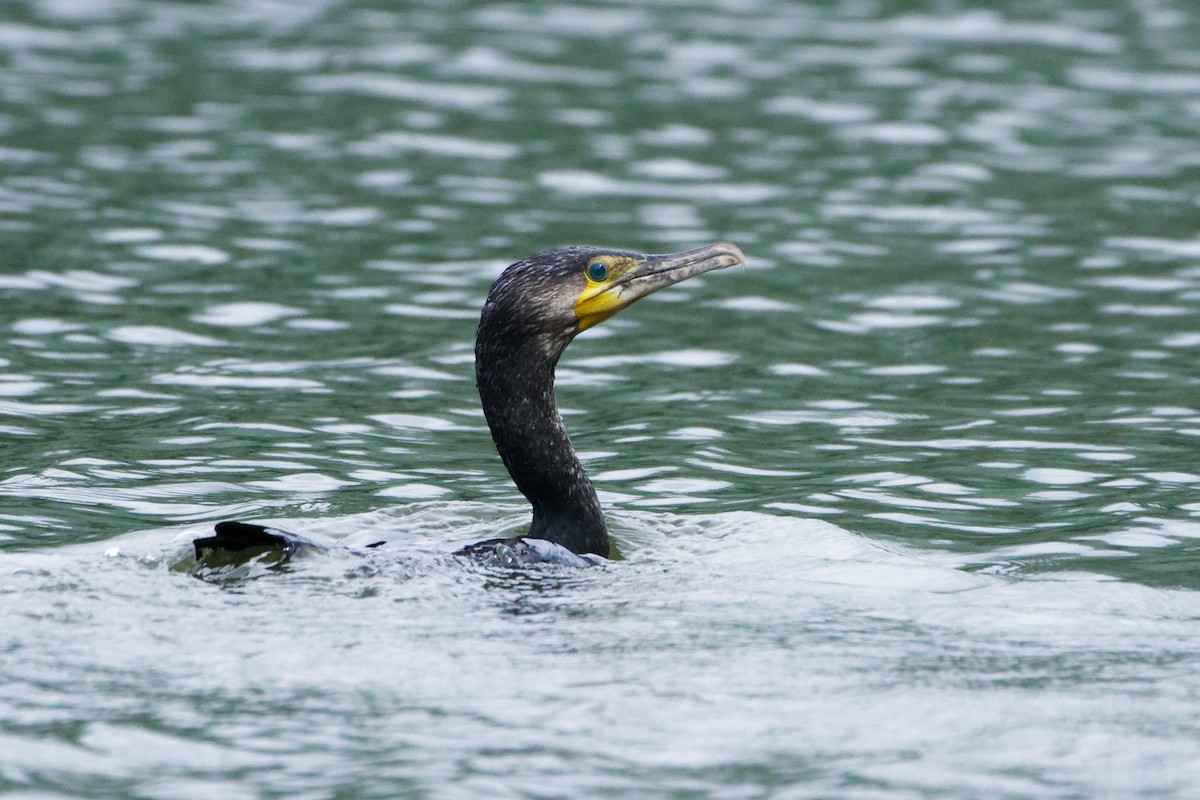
[575,241,745,331]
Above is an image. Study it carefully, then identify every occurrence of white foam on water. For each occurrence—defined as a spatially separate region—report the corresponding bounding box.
[2,492,1200,800]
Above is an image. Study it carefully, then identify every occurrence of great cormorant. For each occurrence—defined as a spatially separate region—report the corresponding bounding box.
[194,241,745,566]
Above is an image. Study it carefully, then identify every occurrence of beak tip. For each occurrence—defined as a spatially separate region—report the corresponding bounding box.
[713,241,746,269]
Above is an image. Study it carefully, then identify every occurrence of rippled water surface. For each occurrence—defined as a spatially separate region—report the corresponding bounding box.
[4,0,1200,796]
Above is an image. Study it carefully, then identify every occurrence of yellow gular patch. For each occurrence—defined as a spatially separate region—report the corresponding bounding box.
[573,256,641,331]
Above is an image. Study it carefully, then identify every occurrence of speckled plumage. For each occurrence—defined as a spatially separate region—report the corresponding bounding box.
[474,247,628,556]
[475,243,745,558]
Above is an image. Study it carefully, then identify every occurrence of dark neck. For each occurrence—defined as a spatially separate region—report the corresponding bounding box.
[475,328,608,557]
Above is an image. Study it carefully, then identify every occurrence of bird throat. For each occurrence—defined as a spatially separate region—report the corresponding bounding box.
[475,330,609,557]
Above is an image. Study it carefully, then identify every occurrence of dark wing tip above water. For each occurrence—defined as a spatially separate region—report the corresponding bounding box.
[193,520,293,558]
[191,525,601,568]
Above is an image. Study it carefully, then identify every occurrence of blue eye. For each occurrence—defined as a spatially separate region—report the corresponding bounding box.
[586,261,608,282]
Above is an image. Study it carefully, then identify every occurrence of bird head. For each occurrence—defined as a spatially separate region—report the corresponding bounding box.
[480,242,746,356]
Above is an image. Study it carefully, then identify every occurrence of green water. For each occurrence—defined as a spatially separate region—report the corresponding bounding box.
[3,0,1200,797]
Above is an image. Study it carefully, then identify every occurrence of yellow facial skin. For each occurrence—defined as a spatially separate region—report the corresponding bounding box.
[571,243,746,333]
[573,255,643,331]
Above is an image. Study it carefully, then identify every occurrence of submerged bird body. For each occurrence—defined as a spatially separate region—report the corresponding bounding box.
[195,242,745,565]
